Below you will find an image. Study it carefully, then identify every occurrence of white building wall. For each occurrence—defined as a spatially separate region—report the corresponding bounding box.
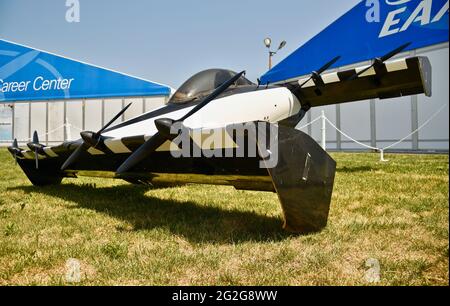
[124,98,144,121]
[0,96,168,146]
[65,100,83,141]
[84,99,103,132]
[48,102,64,143]
[103,99,123,132]
[30,102,46,142]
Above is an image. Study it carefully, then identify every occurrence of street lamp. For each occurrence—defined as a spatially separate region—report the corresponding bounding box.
[264,38,286,70]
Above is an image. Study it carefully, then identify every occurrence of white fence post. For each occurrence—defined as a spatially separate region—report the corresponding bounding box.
[380,149,389,162]
[321,110,326,151]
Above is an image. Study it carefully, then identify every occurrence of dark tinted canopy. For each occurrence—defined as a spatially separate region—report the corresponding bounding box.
[169,69,253,104]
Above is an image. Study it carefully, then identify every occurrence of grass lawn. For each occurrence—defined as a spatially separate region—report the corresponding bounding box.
[0,148,448,286]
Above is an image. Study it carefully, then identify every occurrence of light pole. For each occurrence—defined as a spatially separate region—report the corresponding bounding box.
[264,38,286,70]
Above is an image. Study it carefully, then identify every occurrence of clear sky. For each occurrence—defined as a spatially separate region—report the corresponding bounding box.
[0,0,360,88]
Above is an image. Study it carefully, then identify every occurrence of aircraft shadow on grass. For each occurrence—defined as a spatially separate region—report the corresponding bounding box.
[10,183,294,244]
[337,166,376,173]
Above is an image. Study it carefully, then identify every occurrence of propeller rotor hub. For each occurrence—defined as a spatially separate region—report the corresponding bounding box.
[155,118,176,140]
[80,131,100,147]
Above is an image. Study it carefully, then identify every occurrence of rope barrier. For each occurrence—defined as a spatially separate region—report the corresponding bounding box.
[0,122,83,143]
[382,103,448,151]
[322,103,449,161]
[16,123,68,142]
[69,124,83,132]
[1,104,448,161]
[324,117,379,151]
[298,116,322,130]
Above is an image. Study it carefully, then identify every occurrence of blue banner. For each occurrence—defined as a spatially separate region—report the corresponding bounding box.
[0,39,171,102]
[261,0,449,84]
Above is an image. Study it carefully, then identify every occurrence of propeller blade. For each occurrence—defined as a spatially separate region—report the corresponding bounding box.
[299,56,341,88]
[348,65,373,81]
[298,76,313,89]
[60,142,89,171]
[97,102,132,135]
[116,71,246,175]
[348,42,411,81]
[179,71,246,121]
[33,131,39,144]
[381,42,411,62]
[317,56,341,75]
[116,133,166,175]
[9,139,19,165]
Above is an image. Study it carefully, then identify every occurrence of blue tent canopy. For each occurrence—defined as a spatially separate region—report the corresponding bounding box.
[0,39,171,102]
[261,0,449,84]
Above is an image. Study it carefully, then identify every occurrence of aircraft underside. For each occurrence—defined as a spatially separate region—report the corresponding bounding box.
[14,124,336,234]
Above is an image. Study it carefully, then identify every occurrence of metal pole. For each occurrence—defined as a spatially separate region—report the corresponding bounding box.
[101,99,105,127]
[28,102,31,141]
[336,104,342,151]
[370,99,377,149]
[411,95,419,150]
[268,52,272,70]
[321,110,326,151]
[121,98,125,122]
[11,103,15,142]
[66,117,72,140]
[82,99,86,130]
[410,49,419,150]
[63,100,67,141]
[307,111,312,136]
[45,102,49,146]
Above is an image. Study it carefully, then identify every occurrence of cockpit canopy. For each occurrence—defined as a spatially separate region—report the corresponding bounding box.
[169,69,254,104]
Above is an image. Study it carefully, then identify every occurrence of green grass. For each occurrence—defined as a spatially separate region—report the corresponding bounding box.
[0,148,448,286]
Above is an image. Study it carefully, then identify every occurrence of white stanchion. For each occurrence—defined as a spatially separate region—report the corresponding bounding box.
[379,149,388,162]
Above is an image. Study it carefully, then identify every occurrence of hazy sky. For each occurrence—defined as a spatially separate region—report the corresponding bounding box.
[0,0,360,88]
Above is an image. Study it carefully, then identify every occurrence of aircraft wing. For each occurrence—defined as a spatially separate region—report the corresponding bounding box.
[10,121,336,234]
[284,56,431,108]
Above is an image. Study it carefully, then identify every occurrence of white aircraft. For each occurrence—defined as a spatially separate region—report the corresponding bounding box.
[8,43,432,233]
